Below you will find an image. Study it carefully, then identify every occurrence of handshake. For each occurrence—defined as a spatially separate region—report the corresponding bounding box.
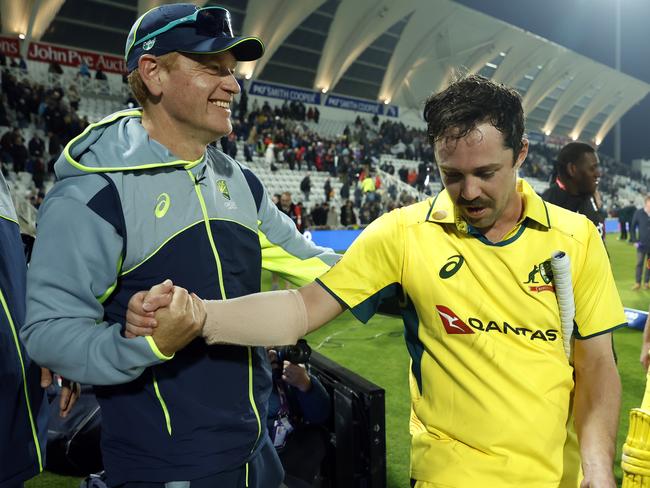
[124,279,331,356]
[125,279,207,357]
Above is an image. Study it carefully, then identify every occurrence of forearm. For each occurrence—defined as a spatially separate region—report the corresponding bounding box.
[574,353,621,480]
[643,315,650,346]
[202,289,309,346]
[202,283,343,346]
[21,317,164,385]
[295,376,331,424]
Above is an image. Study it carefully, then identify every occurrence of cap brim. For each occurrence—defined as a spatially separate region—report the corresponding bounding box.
[179,36,264,61]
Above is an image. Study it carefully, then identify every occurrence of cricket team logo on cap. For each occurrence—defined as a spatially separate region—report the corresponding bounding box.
[142,39,156,51]
[436,305,474,334]
[216,179,230,200]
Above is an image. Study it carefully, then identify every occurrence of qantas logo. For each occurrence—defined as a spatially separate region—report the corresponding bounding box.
[436,305,558,342]
[436,306,474,334]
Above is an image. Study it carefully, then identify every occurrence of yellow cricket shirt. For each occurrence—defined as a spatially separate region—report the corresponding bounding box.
[317,179,626,487]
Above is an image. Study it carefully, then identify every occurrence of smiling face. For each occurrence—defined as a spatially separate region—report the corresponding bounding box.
[571,151,601,196]
[157,51,240,145]
[435,122,528,234]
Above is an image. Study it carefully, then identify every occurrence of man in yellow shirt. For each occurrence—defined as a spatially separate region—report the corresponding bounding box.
[130,75,625,487]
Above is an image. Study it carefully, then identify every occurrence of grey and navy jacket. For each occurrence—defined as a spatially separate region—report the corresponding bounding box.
[21,109,340,485]
[0,172,48,487]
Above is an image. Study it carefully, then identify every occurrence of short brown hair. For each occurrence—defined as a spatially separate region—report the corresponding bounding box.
[127,52,179,107]
[423,74,525,158]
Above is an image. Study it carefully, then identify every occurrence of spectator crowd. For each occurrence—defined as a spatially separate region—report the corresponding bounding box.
[1,62,648,231]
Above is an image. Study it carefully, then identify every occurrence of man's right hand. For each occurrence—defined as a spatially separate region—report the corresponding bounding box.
[152,287,206,357]
[641,342,650,372]
[125,279,174,338]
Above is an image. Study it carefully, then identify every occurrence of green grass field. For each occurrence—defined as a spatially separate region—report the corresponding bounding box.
[27,235,649,487]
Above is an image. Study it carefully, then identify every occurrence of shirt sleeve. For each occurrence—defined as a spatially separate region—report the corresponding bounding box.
[573,219,627,338]
[236,161,339,285]
[317,208,405,323]
[21,177,167,385]
[255,185,340,287]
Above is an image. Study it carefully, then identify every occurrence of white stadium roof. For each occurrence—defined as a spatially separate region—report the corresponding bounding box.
[2,0,648,143]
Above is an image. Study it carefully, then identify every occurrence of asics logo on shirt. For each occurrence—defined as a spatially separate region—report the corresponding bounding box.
[439,254,464,279]
[436,305,474,334]
[155,193,171,219]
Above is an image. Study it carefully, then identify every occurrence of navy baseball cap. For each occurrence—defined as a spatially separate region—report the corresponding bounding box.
[125,3,264,73]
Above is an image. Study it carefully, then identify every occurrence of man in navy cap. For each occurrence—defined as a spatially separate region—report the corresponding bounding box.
[21,4,339,487]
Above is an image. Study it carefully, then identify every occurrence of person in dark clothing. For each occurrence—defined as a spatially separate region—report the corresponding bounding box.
[10,134,28,172]
[0,172,77,487]
[620,204,636,241]
[219,133,237,159]
[0,129,15,164]
[631,196,650,290]
[21,5,337,488]
[238,87,248,120]
[398,165,408,183]
[266,346,330,488]
[324,178,332,202]
[48,62,63,75]
[28,133,45,159]
[278,192,302,232]
[0,99,9,127]
[310,203,328,226]
[340,182,350,201]
[541,142,604,239]
[300,174,311,201]
[0,171,49,487]
[340,200,357,227]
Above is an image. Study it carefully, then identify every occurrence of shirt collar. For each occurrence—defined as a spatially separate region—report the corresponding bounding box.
[425,178,551,232]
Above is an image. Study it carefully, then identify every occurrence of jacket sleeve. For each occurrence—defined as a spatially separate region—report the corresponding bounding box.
[292,373,331,425]
[239,166,340,285]
[21,176,167,385]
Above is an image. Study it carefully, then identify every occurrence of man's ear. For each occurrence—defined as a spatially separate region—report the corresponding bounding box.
[566,161,577,178]
[514,138,529,170]
[138,54,163,98]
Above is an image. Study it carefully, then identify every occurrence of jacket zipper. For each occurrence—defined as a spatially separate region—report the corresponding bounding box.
[0,289,43,471]
[187,169,263,455]
[152,369,172,435]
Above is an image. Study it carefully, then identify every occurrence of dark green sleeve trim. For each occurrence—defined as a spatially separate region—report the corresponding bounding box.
[316,279,401,324]
[315,278,350,310]
[574,321,629,340]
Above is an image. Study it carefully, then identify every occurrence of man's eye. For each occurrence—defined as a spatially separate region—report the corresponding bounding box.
[478,172,495,179]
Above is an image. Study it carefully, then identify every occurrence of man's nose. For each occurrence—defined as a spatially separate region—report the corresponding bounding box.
[460,177,481,201]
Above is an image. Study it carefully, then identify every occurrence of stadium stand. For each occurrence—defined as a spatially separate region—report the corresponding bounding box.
[1,58,647,237]
[3,2,650,487]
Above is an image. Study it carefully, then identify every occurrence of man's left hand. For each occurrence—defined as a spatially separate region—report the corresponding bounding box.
[282,361,312,393]
[40,367,80,418]
[580,468,616,488]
